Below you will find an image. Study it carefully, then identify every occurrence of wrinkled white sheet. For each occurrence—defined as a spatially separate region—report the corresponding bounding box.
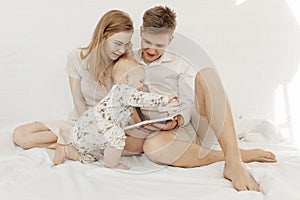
[1,121,300,200]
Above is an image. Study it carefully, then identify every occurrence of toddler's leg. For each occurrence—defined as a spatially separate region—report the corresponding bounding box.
[69,120,101,163]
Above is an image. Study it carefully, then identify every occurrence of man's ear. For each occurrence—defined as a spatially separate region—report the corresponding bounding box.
[168,35,174,45]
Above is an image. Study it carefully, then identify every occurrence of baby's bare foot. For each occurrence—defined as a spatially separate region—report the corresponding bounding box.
[53,144,66,165]
[53,144,80,166]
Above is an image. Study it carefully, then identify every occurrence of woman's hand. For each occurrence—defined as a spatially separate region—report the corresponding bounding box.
[69,76,88,116]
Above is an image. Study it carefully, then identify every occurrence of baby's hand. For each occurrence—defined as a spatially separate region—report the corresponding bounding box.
[168,95,178,103]
[115,162,129,170]
[104,162,129,170]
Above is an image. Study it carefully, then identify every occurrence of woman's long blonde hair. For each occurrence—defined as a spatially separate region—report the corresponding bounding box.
[80,10,133,85]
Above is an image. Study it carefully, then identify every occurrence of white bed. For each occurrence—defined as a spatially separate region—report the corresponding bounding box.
[1,119,300,200]
[1,1,300,199]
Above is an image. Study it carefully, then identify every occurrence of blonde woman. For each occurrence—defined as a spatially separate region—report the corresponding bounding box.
[13,10,137,152]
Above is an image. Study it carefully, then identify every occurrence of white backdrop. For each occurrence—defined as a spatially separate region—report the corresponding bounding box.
[0,0,299,143]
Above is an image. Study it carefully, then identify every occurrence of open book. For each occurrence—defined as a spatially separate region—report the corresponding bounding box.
[123,114,178,131]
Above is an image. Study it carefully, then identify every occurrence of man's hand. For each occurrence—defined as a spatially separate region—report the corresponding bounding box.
[168,95,178,103]
[142,115,183,132]
[150,119,178,131]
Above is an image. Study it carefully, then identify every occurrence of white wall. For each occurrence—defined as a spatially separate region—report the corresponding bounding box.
[0,0,299,141]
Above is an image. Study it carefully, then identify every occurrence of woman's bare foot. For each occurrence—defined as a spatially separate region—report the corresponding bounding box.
[53,144,80,165]
[46,143,57,149]
[240,149,277,163]
[223,161,260,191]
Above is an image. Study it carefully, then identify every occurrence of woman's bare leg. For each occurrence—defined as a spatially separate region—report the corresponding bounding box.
[13,122,57,149]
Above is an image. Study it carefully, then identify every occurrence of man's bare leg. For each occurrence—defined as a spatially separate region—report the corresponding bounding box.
[194,68,277,191]
[144,68,276,191]
[143,131,276,167]
[13,122,57,149]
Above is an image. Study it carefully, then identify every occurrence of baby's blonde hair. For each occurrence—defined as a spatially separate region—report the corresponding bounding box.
[112,55,144,84]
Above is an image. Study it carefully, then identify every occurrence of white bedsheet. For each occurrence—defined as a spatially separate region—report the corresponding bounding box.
[1,121,300,200]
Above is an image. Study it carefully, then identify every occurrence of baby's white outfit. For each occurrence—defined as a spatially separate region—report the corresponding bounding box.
[70,84,169,163]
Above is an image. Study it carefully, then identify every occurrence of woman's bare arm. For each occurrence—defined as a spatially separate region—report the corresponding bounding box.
[68,76,88,116]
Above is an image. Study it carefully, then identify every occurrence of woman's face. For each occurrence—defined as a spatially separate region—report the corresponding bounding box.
[105,31,133,61]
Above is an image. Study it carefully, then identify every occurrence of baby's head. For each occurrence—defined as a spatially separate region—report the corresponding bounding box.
[112,56,146,90]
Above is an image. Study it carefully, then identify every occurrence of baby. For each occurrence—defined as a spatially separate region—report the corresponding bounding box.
[54,57,177,169]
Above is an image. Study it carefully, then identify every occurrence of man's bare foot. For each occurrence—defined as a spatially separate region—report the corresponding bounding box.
[223,162,260,191]
[240,149,277,163]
